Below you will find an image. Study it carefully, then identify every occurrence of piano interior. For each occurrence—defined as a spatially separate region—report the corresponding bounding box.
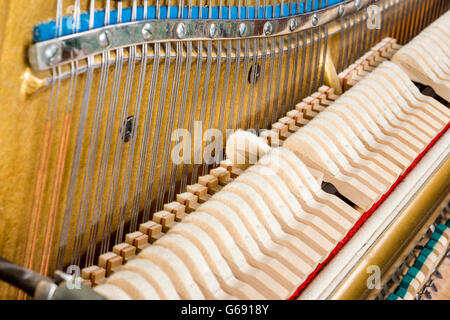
[0,0,449,300]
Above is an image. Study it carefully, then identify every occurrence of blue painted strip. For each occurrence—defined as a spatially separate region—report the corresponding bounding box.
[413,254,426,270]
[33,0,344,42]
[395,286,407,298]
[425,239,438,251]
[435,223,447,235]
[399,274,414,289]
[407,266,419,279]
[386,293,400,300]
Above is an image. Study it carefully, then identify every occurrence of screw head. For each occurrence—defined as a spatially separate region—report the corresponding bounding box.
[289,19,297,31]
[142,23,152,40]
[44,44,59,63]
[338,5,345,16]
[209,23,218,38]
[355,0,361,9]
[176,22,186,39]
[99,31,111,48]
[239,23,247,37]
[263,22,273,36]
[312,14,319,26]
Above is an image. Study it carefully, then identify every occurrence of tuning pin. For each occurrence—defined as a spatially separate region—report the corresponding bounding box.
[392,273,401,284]
[430,282,438,293]
[424,290,432,299]
[412,246,422,258]
[433,270,443,279]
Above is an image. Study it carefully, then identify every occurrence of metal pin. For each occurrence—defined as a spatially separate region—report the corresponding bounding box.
[239,23,247,37]
[289,19,297,31]
[429,224,436,233]
[312,14,319,26]
[142,23,152,40]
[433,270,443,279]
[430,282,438,293]
[209,23,218,38]
[355,0,361,9]
[98,31,111,48]
[44,44,59,63]
[176,22,187,38]
[263,22,273,35]
[338,5,345,16]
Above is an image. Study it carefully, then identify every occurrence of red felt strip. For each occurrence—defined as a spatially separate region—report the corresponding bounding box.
[288,121,450,300]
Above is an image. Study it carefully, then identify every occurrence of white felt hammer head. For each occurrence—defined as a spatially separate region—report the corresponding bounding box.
[225,130,271,167]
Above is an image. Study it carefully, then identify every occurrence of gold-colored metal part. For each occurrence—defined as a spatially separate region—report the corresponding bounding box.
[330,156,450,300]
[21,68,47,96]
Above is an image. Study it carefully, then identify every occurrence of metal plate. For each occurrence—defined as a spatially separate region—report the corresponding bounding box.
[29,0,377,70]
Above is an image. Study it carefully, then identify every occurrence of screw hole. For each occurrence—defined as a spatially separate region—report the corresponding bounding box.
[122,116,135,142]
[248,63,261,84]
